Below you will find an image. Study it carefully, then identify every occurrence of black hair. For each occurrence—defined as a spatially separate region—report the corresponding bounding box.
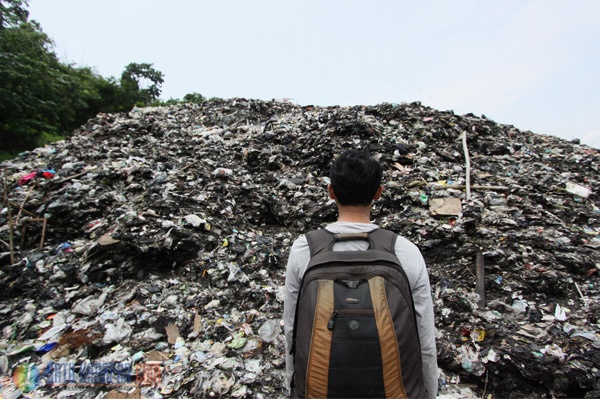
[329,150,383,206]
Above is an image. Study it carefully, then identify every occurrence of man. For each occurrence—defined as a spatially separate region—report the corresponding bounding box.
[283,149,438,398]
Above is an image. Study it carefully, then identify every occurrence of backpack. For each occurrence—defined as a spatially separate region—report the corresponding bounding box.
[290,228,427,399]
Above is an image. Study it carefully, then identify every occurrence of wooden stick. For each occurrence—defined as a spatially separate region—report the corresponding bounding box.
[433,184,509,191]
[21,224,26,249]
[2,176,14,263]
[8,202,36,217]
[542,209,568,228]
[7,198,15,265]
[574,281,589,308]
[40,217,47,249]
[476,252,485,309]
[1,175,8,209]
[0,177,8,251]
[462,130,472,201]
[57,166,98,183]
[17,217,47,251]
[176,161,197,174]
[409,181,509,191]
[464,263,476,279]
[15,183,35,225]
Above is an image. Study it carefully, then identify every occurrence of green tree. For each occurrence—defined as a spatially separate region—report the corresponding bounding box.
[182,92,205,104]
[0,1,170,157]
[0,19,123,154]
[0,0,28,30]
[54,64,122,131]
[120,62,164,106]
[0,20,67,152]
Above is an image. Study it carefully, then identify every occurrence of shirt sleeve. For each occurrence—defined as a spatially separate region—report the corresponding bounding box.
[283,235,310,392]
[411,255,439,398]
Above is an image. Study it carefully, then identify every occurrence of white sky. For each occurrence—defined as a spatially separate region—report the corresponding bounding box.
[28,0,600,149]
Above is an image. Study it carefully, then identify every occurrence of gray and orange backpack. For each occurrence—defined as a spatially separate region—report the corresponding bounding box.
[290,228,427,399]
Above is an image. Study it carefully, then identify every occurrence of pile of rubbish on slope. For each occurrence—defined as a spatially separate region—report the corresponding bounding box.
[1,98,599,399]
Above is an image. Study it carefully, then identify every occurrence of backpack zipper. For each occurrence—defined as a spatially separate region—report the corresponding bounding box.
[327,310,338,330]
[327,308,374,330]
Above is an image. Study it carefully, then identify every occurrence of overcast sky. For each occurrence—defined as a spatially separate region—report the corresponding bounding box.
[28,0,600,149]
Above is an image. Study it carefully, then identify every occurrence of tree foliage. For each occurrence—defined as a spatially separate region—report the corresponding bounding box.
[0,19,132,154]
[0,29,168,155]
[0,0,29,30]
[121,62,164,106]
[0,20,65,151]
[182,92,206,104]
[0,1,210,158]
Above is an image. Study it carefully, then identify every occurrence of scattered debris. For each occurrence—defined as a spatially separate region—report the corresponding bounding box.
[1,98,599,398]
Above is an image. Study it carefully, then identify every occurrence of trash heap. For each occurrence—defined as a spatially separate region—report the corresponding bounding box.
[1,98,599,399]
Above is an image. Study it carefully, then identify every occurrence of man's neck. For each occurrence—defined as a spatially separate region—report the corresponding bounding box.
[336,205,372,224]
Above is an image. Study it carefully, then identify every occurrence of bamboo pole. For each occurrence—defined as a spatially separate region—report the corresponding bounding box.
[462,130,472,201]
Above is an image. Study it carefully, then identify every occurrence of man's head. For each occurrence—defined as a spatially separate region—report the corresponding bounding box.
[329,150,383,206]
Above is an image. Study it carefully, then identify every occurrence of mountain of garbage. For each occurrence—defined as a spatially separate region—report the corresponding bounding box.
[1,98,599,399]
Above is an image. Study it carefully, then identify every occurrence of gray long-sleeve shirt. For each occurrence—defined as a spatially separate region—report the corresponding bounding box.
[283,222,438,398]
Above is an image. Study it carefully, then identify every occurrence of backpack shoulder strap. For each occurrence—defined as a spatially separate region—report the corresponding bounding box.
[367,228,398,254]
[305,229,336,257]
